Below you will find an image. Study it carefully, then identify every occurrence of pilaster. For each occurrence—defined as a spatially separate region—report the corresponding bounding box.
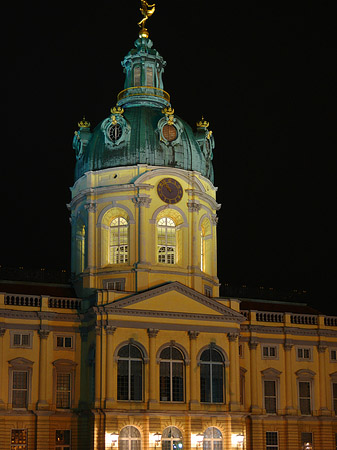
[147,328,159,408]
[0,328,6,408]
[105,325,116,408]
[188,330,199,409]
[37,329,50,410]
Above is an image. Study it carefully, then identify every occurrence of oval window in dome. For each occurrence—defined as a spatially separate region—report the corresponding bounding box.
[162,124,177,142]
[108,124,122,142]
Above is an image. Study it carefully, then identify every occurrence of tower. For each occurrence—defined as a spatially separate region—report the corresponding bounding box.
[70,20,219,300]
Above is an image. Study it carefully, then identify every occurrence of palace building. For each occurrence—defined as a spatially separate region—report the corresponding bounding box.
[1,6,337,450]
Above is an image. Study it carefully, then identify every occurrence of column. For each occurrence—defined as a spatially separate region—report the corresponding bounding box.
[0,328,6,408]
[94,325,102,409]
[85,202,96,268]
[188,331,199,409]
[210,214,218,277]
[228,332,240,411]
[133,196,151,264]
[249,339,259,413]
[318,344,329,414]
[147,328,158,408]
[283,341,296,414]
[37,330,50,410]
[105,325,116,408]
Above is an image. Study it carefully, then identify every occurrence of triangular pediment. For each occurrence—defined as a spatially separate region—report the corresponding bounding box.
[104,282,245,323]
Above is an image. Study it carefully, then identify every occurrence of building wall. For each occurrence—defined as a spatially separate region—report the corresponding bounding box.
[1,291,337,449]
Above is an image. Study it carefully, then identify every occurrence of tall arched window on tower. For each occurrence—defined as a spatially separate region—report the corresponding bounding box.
[157,217,176,264]
[75,220,85,274]
[117,343,143,401]
[159,345,184,402]
[200,217,211,273]
[199,346,226,403]
[110,217,129,264]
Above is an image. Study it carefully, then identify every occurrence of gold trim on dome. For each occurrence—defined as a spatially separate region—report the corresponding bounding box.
[196,116,209,128]
[78,117,90,128]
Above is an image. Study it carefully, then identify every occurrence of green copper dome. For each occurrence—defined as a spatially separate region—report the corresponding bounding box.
[73,38,214,182]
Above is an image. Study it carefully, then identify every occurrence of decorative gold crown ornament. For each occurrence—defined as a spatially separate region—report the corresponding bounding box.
[162,106,175,125]
[78,117,90,128]
[110,106,124,125]
[196,116,209,128]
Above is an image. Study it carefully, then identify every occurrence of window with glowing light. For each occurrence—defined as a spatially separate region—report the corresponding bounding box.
[109,217,129,264]
[55,430,71,450]
[119,427,141,450]
[162,426,183,450]
[157,217,176,264]
[75,220,85,274]
[200,217,211,273]
[203,427,223,450]
[11,429,27,450]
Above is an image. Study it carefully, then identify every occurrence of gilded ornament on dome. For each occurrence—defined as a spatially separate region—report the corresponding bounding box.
[110,106,124,126]
[196,116,209,129]
[162,106,175,125]
[78,117,90,128]
[138,0,155,38]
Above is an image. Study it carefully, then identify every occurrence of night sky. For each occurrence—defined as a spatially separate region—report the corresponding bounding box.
[3,2,336,313]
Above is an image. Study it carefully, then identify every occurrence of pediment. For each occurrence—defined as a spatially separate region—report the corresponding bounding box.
[105,282,245,323]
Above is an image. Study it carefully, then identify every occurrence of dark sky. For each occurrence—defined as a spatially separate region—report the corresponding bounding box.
[3,2,336,313]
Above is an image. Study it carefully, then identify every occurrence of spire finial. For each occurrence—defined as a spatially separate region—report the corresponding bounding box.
[138,0,156,39]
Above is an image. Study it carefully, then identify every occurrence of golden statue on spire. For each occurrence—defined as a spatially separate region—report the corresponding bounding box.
[138,0,155,38]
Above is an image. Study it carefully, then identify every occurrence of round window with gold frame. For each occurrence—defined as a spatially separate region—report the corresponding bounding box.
[162,124,177,142]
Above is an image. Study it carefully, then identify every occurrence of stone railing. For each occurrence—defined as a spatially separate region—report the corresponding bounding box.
[2,293,81,310]
[241,310,337,327]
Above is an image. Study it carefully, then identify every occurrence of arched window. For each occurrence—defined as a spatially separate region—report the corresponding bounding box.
[159,346,184,402]
[200,217,211,273]
[157,217,176,264]
[75,220,85,274]
[110,217,129,264]
[200,347,225,403]
[117,344,143,401]
[119,426,141,450]
[134,66,141,86]
[203,427,223,450]
[162,426,183,450]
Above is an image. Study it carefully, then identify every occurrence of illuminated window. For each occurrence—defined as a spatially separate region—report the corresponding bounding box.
[157,217,176,264]
[200,217,211,273]
[134,66,141,86]
[146,66,153,86]
[162,426,183,450]
[200,347,225,403]
[55,430,71,450]
[110,217,129,264]
[117,344,143,401]
[119,426,141,450]
[203,427,223,450]
[11,429,27,450]
[75,221,85,274]
[301,433,313,450]
[159,346,184,402]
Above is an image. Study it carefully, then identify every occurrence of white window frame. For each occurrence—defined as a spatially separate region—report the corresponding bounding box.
[10,330,33,349]
[109,216,129,264]
[157,217,176,264]
[118,426,141,450]
[55,429,71,450]
[54,334,75,351]
[296,346,312,361]
[262,344,278,359]
[298,380,312,415]
[330,348,337,362]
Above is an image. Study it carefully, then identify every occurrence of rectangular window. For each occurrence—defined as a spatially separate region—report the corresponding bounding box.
[56,336,73,349]
[11,331,32,348]
[134,66,141,86]
[299,381,311,415]
[301,432,313,449]
[204,285,212,298]
[297,347,311,360]
[264,380,277,413]
[331,349,337,361]
[239,344,243,358]
[146,67,153,86]
[12,371,28,408]
[333,383,337,414]
[11,429,27,450]
[266,431,278,450]
[56,373,71,408]
[262,345,277,359]
[55,430,71,450]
